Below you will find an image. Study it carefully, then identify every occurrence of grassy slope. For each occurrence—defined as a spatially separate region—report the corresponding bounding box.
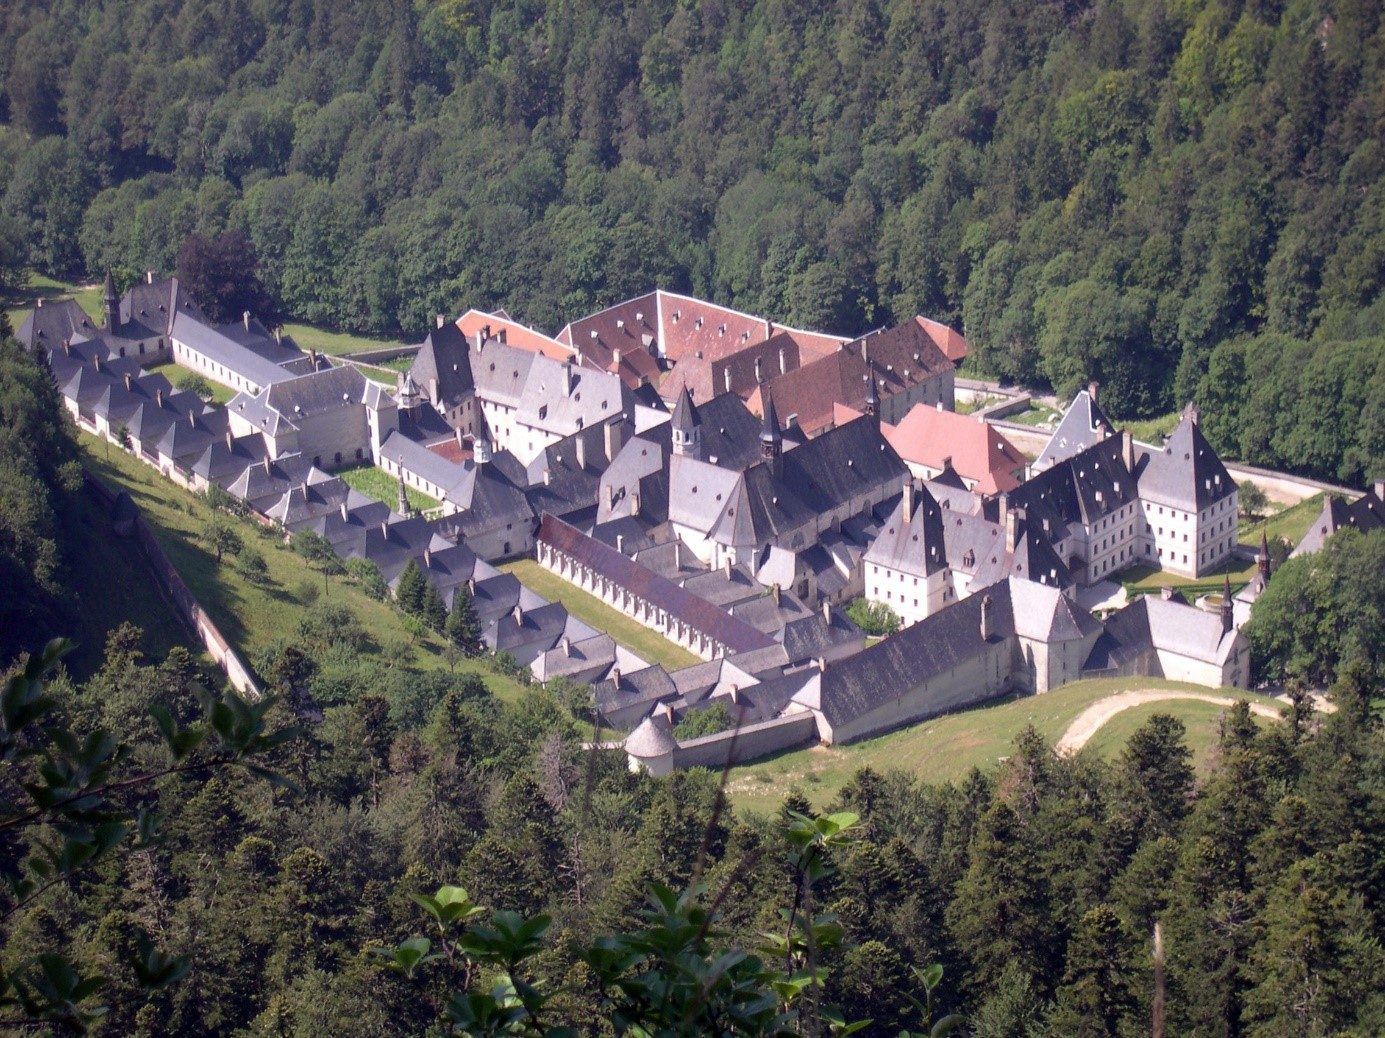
[78,433,529,700]
[1078,697,1269,775]
[502,558,701,672]
[60,481,202,676]
[281,322,410,357]
[725,677,1285,814]
[338,462,441,512]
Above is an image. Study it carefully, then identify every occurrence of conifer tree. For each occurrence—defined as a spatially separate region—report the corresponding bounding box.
[394,558,426,615]
[1046,904,1137,1037]
[444,583,483,656]
[421,580,446,632]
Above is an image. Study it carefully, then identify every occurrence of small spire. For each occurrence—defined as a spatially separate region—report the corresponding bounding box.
[1221,573,1233,633]
[397,471,410,516]
[1258,530,1270,581]
[759,398,782,459]
[103,269,119,332]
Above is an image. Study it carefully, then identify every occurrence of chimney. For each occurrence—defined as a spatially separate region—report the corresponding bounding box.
[243,311,251,330]
[423,547,432,568]
[821,599,831,623]
[512,603,524,626]
[1258,531,1270,581]
[155,387,165,409]
[606,484,617,509]
[723,555,732,576]
[340,500,349,522]
[610,666,621,689]
[467,577,475,597]
[563,364,575,395]
[145,270,154,284]
[36,298,42,308]
[616,533,625,554]
[1005,508,1019,553]
[225,428,234,451]
[630,488,640,516]
[1088,380,1099,405]
[562,636,572,657]
[772,583,781,606]
[308,348,318,369]
[979,594,994,641]
[816,656,827,673]
[273,326,282,345]
[123,372,133,391]
[1122,429,1135,472]
[436,314,446,329]
[941,455,953,473]
[603,417,625,462]
[779,345,787,374]
[612,347,622,366]
[673,541,681,569]
[575,433,587,471]
[188,408,197,428]
[1374,479,1384,502]
[456,427,464,447]
[903,478,915,519]
[264,456,273,474]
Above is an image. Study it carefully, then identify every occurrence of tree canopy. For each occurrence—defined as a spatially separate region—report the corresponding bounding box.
[0,0,1382,479]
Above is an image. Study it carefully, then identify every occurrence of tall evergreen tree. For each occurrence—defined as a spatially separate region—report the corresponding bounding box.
[394,558,426,616]
[444,583,483,655]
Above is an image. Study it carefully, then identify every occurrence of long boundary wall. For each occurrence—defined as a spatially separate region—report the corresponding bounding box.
[83,472,261,698]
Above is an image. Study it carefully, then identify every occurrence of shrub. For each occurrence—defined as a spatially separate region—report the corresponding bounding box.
[345,557,388,599]
[845,598,902,637]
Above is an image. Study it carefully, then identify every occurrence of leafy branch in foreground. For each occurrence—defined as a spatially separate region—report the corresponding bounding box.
[0,637,301,1032]
[380,809,963,1035]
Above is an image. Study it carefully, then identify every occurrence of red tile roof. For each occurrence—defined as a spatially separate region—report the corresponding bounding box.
[882,403,1026,495]
[752,319,955,436]
[915,317,970,363]
[456,310,571,362]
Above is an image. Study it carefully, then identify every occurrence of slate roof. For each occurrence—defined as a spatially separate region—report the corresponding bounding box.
[1137,414,1236,512]
[1087,595,1238,672]
[189,433,271,485]
[1036,387,1112,471]
[624,715,678,757]
[1009,435,1137,530]
[410,323,476,408]
[539,514,776,654]
[262,364,371,422]
[809,578,1094,727]
[170,309,298,389]
[1293,486,1385,556]
[864,484,948,578]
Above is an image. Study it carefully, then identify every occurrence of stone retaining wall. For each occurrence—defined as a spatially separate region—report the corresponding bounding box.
[83,472,261,698]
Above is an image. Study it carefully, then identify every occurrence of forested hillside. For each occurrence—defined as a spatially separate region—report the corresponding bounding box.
[1,0,1384,479]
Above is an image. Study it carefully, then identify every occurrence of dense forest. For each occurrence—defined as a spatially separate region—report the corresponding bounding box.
[4,324,1385,1034]
[0,0,1382,481]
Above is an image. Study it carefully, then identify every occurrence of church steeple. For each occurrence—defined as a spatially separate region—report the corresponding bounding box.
[671,386,701,459]
[863,370,879,417]
[759,397,782,460]
[103,269,119,333]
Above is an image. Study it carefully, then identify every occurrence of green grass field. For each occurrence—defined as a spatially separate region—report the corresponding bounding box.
[1123,411,1180,444]
[281,322,411,357]
[1010,404,1060,427]
[1077,697,1269,774]
[1238,493,1323,547]
[502,558,701,672]
[4,274,103,331]
[338,462,440,512]
[724,677,1285,814]
[78,433,530,700]
[141,357,237,404]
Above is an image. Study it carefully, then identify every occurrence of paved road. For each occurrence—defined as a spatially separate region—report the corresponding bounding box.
[1055,691,1281,755]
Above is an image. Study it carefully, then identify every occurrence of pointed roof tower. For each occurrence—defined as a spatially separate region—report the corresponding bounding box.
[759,397,782,459]
[670,386,702,458]
[103,269,119,332]
[863,370,880,417]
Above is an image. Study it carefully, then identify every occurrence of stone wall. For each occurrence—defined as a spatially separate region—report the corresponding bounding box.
[670,710,819,770]
[84,472,261,698]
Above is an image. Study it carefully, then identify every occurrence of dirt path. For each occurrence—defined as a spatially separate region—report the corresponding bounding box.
[1056,691,1281,755]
